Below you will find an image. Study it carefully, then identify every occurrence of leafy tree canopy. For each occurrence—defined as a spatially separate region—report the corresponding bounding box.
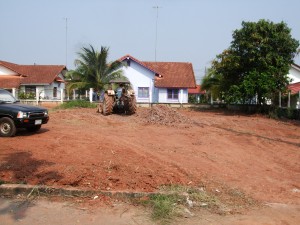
[212,19,299,105]
[66,45,124,92]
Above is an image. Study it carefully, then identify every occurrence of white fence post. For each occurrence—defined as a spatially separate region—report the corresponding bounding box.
[12,88,16,98]
[180,89,183,104]
[298,91,300,109]
[89,88,93,102]
[73,89,76,100]
[60,89,64,103]
[279,91,281,108]
[36,88,39,105]
[288,91,291,108]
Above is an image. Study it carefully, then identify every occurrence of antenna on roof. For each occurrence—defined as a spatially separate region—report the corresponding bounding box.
[153,6,162,62]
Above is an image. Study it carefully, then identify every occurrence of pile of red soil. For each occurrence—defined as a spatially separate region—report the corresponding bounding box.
[138,105,192,126]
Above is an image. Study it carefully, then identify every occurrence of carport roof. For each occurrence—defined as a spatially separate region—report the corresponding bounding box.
[288,82,300,95]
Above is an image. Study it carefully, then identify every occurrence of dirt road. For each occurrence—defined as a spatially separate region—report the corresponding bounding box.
[0,106,300,223]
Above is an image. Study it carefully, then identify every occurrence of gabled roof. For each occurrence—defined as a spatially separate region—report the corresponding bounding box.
[0,60,67,88]
[143,62,196,88]
[0,61,24,76]
[288,82,300,95]
[188,85,206,94]
[119,55,196,88]
[119,55,161,76]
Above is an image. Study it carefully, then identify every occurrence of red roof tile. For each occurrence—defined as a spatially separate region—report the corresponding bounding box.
[288,82,300,95]
[0,76,23,89]
[0,60,66,87]
[119,55,196,88]
[188,85,206,94]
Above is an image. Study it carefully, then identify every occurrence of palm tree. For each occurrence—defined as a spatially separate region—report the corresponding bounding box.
[201,68,222,103]
[66,45,124,93]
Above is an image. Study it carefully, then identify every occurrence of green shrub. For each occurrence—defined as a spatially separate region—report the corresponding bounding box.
[269,107,300,120]
[18,92,36,99]
[57,100,97,109]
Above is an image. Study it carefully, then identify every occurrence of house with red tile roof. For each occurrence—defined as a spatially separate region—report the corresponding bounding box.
[287,63,300,95]
[119,55,196,104]
[0,60,67,100]
[286,63,300,108]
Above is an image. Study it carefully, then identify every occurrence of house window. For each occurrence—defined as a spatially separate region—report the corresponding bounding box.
[25,86,36,95]
[138,87,149,98]
[167,89,179,100]
[53,87,57,98]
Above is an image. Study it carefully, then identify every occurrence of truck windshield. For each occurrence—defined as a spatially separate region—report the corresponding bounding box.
[0,89,17,103]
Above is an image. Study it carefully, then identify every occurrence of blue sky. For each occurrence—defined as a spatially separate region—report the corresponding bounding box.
[1,0,299,82]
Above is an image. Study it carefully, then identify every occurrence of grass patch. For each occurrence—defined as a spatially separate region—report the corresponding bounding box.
[136,184,258,224]
[141,193,182,225]
[55,100,97,109]
[160,185,220,210]
[137,185,222,224]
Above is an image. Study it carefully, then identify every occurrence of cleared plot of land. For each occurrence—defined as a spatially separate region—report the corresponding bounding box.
[0,106,299,207]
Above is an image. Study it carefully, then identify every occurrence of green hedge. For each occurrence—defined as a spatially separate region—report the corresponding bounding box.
[56,100,97,109]
[269,107,300,120]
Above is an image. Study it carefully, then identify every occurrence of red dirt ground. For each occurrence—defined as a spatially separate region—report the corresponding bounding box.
[0,106,299,206]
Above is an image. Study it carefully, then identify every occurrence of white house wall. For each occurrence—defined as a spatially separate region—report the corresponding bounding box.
[122,60,157,103]
[0,65,18,76]
[158,88,188,103]
[182,89,188,103]
[288,66,300,84]
[44,82,65,99]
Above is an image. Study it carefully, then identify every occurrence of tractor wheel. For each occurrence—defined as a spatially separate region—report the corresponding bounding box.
[102,93,114,116]
[127,96,137,115]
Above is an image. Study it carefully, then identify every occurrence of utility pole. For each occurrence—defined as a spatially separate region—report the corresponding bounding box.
[64,17,68,67]
[153,6,161,62]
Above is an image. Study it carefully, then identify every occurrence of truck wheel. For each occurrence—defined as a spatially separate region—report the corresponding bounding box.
[0,117,17,137]
[102,93,113,116]
[26,125,41,132]
[128,96,137,114]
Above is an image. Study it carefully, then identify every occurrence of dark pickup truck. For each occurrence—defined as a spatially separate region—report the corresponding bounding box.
[0,89,49,137]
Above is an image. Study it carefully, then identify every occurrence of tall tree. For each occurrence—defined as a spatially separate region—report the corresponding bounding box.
[66,45,124,92]
[213,19,299,105]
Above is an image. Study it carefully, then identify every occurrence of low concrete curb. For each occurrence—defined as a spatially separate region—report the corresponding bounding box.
[0,184,155,200]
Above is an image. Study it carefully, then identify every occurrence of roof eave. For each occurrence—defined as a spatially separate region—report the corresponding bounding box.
[119,54,161,76]
[20,83,50,86]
